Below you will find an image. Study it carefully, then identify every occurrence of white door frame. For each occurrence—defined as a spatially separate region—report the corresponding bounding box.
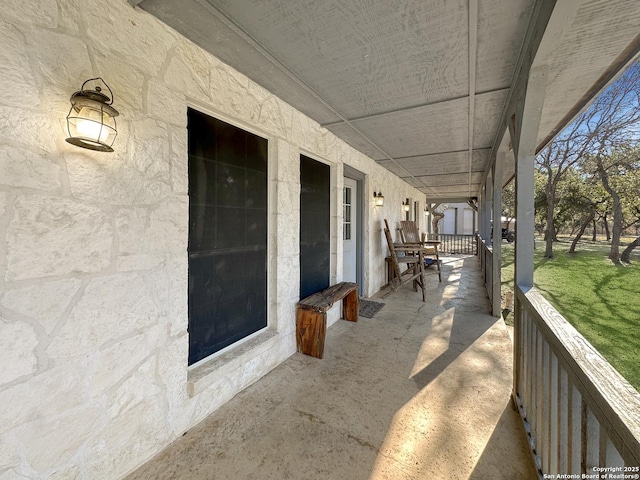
[343,165,365,296]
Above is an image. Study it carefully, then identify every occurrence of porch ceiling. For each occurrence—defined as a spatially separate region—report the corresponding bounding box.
[134,0,640,202]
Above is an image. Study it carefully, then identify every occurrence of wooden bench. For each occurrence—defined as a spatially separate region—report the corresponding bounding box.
[296,282,358,359]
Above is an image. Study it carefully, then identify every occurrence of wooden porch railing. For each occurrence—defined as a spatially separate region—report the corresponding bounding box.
[429,233,477,255]
[514,286,640,477]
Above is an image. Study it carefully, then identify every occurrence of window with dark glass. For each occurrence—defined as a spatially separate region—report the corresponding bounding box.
[187,108,268,365]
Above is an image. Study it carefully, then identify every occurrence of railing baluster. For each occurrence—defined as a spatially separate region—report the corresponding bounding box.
[570,385,581,473]
[527,310,535,422]
[558,368,569,474]
[599,426,608,469]
[549,351,559,475]
[535,327,543,456]
[541,339,550,473]
[583,408,600,474]
[520,308,528,410]
[605,437,624,467]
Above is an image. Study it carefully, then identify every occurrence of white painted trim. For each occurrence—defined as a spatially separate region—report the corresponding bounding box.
[187,329,279,396]
[186,97,273,141]
[187,326,272,373]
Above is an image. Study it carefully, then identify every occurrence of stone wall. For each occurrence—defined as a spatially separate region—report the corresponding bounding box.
[0,0,424,478]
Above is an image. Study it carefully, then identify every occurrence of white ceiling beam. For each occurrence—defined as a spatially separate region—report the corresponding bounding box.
[425,196,476,203]
[320,87,509,128]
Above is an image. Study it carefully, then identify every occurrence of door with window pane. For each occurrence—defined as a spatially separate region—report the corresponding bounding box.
[343,177,357,283]
[187,108,268,365]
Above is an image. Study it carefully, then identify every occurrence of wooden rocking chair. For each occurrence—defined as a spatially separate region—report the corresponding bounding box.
[399,220,442,282]
[382,219,426,301]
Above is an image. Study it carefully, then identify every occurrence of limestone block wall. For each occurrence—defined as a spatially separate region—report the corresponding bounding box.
[0,0,424,478]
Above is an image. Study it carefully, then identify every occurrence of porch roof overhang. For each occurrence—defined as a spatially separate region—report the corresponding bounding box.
[134,0,640,203]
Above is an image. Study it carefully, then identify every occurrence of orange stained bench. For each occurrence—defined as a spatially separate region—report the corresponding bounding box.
[296,282,359,359]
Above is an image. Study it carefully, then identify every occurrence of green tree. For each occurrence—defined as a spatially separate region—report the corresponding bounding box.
[425,203,448,235]
[619,156,640,263]
[536,61,640,260]
[537,124,590,258]
[501,180,515,230]
[533,170,548,236]
[566,172,608,253]
[582,63,640,263]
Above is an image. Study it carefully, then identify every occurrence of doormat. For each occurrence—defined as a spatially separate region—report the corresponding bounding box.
[359,299,385,318]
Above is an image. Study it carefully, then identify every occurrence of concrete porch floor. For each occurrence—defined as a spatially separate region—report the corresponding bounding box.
[127,256,537,480]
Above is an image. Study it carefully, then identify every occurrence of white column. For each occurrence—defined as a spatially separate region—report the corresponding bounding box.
[491,151,505,316]
[485,172,494,244]
[511,65,548,290]
[511,0,581,287]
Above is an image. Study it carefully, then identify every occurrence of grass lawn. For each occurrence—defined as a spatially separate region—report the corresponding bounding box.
[501,237,640,391]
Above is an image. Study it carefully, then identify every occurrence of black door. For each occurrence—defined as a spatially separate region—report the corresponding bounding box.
[300,155,330,299]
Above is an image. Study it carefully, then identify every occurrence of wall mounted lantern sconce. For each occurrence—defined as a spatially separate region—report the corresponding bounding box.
[402,198,410,212]
[66,77,119,152]
[373,191,384,207]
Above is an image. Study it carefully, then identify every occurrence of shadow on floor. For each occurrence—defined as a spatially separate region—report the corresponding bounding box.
[468,400,538,479]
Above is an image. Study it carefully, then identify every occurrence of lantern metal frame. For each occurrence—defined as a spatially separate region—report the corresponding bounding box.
[402,198,410,212]
[65,77,119,152]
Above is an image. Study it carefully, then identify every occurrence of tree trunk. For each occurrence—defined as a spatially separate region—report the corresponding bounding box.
[609,195,622,262]
[425,203,444,237]
[431,212,444,235]
[544,178,555,259]
[569,208,596,253]
[596,158,621,263]
[603,214,611,241]
[621,236,640,263]
[592,218,597,242]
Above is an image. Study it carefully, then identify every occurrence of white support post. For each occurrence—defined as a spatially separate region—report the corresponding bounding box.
[510,66,547,290]
[491,151,505,316]
[477,187,482,239]
[480,183,490,241]
[477,185,485,275]
[506,2,582,466]
[510,0,580,288]
[484,175,495,245]
[477,189,482,239]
